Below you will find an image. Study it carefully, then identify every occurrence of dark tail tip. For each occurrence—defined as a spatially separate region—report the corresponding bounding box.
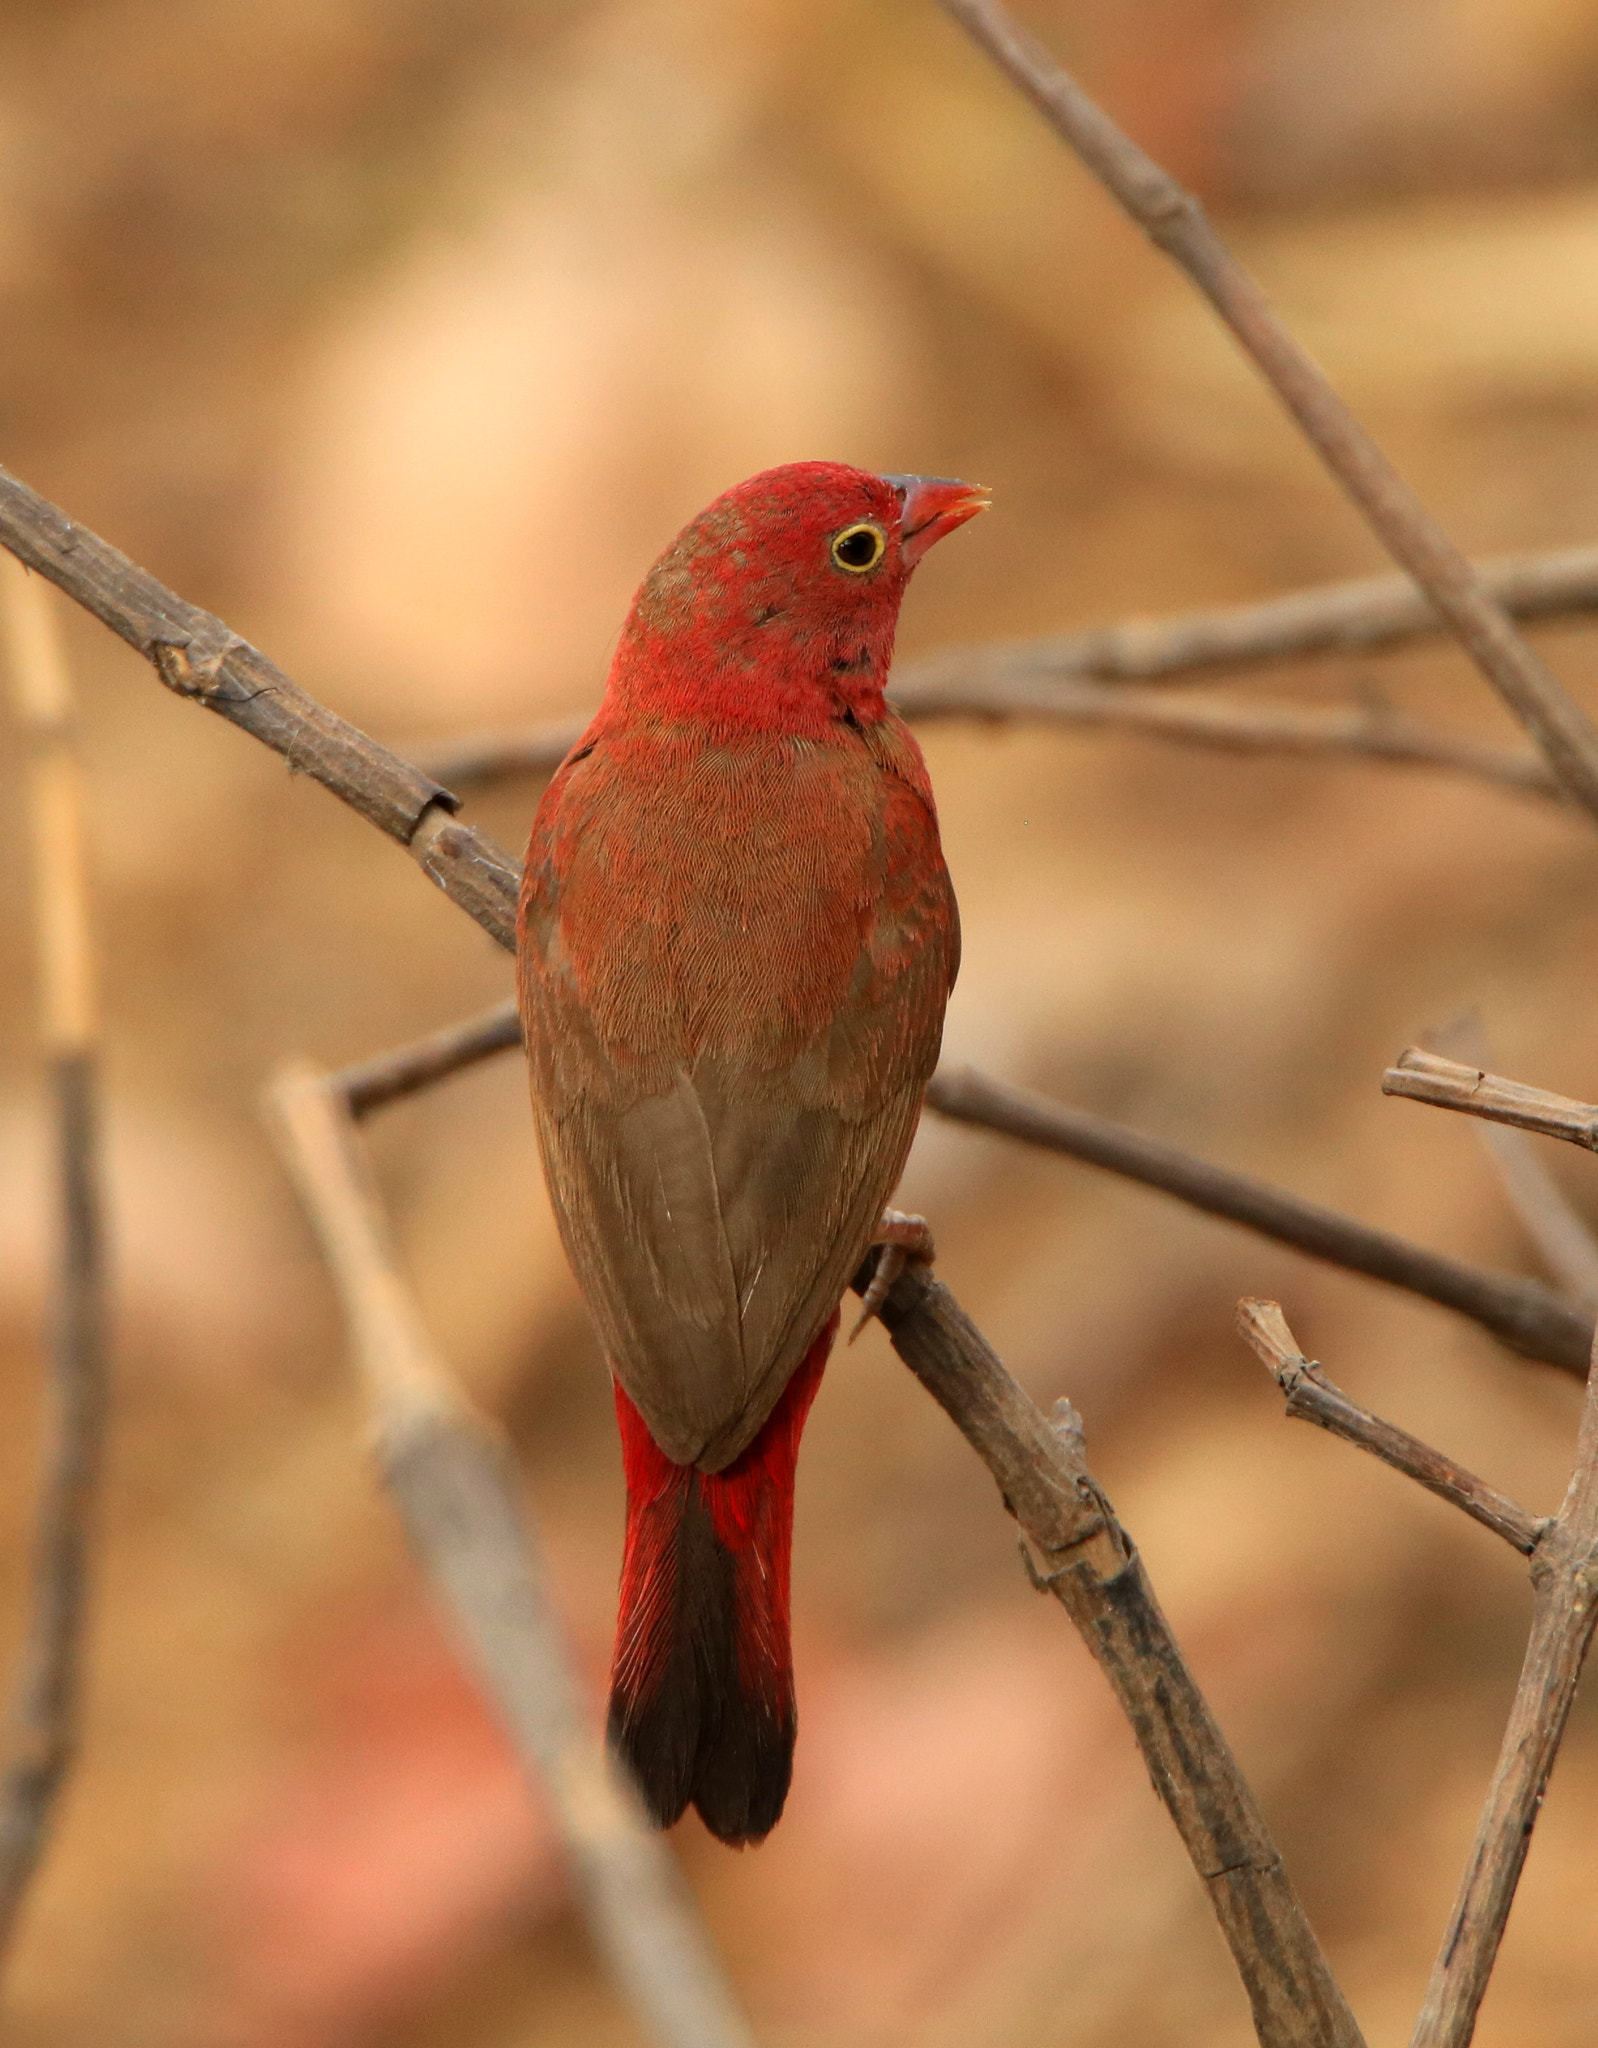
[608,1480,796,1846]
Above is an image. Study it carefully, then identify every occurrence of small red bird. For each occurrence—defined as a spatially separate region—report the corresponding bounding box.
[517,461,982,1843]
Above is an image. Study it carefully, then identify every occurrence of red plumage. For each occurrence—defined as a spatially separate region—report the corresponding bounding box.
[517,461,981,1840]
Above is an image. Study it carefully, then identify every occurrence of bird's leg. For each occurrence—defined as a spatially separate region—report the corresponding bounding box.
[849,1209,936,1342]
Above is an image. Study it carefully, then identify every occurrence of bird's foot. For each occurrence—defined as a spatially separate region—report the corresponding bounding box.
[849,1210,936,1342]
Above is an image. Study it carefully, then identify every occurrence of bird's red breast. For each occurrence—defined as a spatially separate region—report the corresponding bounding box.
[517,462,977,1470]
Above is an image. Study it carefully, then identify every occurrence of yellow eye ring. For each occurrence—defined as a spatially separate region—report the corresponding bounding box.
[831,522,887,574]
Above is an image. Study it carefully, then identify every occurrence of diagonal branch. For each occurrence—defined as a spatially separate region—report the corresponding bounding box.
[264,1063,754,2048]
[935,0,1598,823]
[0,559,109,1956]
[864,1257,1364,2047]
[316,1011,1598,1381]
[1384,1049,1598,1149]
[926,1066,1594,1376]
[1407,1326,1598,2047]
[1237,1300,1545,1555]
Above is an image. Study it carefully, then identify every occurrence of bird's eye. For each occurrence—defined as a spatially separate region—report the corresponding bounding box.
[830,522,886,574]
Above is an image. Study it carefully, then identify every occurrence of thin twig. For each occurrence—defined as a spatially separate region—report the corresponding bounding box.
[1408,1322,1598,2047]
[926,1066,1593,1376]
[264,1063,754,2048]
[894,544,1598,695]
[419,684,1559,804]
[1237,1301,1545,1556]
[322,1016,1598,1380]
[0,558,108,1954]
[936,0,1598,822]
[863,1257,1364,2048]
[1384,1049,1598,1149]
[341,999,523,1119]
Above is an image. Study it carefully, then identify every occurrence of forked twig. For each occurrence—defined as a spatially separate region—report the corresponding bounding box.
[1407,1320,1598,2048]
[1241,1298,1598,2045]
[936,0,1598,822]
[1237,1301,1545,1555]
[866,1259,1363,2047]
[264,1062,754,2048]
[0,559,109,1955]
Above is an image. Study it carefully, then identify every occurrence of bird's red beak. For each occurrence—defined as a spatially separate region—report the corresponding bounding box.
[883,473,991,567]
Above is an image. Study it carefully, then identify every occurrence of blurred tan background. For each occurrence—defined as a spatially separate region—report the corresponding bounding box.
[3,1,1598,2041]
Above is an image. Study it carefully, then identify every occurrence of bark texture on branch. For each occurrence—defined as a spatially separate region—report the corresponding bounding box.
[867,1260,1364,2048]
[1237,1301,1545,1556]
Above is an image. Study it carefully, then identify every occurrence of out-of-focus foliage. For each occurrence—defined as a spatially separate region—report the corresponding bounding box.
[3,2,1598,2042]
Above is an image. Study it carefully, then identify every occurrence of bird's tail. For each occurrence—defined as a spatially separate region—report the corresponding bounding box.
[607,1311,837,1846]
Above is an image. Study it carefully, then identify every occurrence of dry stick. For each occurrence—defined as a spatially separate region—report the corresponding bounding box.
[1366,1058,1598,2044]
[0,560,108,1952]
[299,989,1369,2048]
[894,545,1598,694]
[1410,1333,1598,2048]
[1237,1300,1545,1556]
[926,1065,1594,1377]
[340,999,524,1119]
[863,1258,1364,2048]
[936,0,1598,823]
[1384,1048,1598,1149]
[265,1064,754,2048]
[330,1010,1598,1380]
[416,684,1559,805]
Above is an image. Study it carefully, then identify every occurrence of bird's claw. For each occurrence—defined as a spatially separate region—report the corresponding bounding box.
[849,1209,935,1342]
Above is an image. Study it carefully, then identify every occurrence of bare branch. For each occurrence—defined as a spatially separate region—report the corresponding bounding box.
[1237,1301,1545,1555]
[1409,1325,1598,2047]
[935,0,1598,822]
[324,1023,1598,1380]
[865,1258,1364,2048]
[422,683,1560,805]
[1384,1049,1598,1149]
[0,559,109,1954]
[927,1065,1593,1376]
[903,679,1559,800]
[341,998,522,1119]
[892,544,1598,694]
[264,1064,754,2048]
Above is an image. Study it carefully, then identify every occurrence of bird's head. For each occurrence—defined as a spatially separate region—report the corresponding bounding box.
[608,461,988,733]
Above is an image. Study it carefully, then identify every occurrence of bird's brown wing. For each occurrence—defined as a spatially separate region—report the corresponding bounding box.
[518,722,958,1471]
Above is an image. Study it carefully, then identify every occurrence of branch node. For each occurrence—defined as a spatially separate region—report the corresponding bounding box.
[151,627,247,702]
